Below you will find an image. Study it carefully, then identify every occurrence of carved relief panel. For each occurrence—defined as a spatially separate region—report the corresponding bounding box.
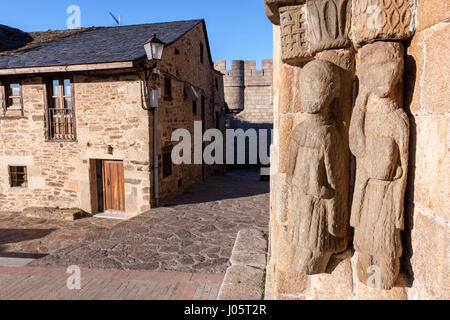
[279,5,313,65]
[265,0,306,25]
[307,0,352,54]
[352,0,414,46]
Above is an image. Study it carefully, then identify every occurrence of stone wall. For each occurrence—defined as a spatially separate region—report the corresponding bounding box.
[402,0,449,299]
[266,0,449,300]
[0,24,225,218]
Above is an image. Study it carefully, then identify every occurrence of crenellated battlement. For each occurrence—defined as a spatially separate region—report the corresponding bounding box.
[214,59,273,122]
[214,60,273,87]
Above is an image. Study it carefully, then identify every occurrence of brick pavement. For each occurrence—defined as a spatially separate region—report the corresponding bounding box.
[0,266,223,300]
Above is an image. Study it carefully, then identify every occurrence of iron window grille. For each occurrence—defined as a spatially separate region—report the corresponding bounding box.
[9,166,27,187]
[45,78,76,141]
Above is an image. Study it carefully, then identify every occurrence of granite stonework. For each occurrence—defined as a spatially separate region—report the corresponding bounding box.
[264,0,449,299]
[0,23,225,218]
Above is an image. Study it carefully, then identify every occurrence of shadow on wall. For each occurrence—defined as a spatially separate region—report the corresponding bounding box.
[401,47,418,288]
[160,168,269,207]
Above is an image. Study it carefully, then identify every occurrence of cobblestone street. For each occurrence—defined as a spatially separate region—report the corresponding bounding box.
[1,169,269,275]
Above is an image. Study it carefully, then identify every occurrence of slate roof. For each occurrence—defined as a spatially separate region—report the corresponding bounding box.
[0,19,204,70]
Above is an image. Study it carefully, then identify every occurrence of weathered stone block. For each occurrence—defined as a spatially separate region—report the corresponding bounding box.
[308,250,353,300]
[351,0,415,46]
[232,229,268,253]
[280,5,313,65]
[265,0,306,25]
[307,0,352,54]
[406,206,448,299]
[407,116,449,220]
[418,23,450,114]
[406,24,450,115]
[416,0,450,32]
[23,207,86,221]
[218,265,264,300]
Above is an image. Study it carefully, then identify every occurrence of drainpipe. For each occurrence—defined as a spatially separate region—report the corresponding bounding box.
[153,106,159,207]
[140,67,160,207]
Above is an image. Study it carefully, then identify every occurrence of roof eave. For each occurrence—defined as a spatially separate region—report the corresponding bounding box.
[0,60,135,75]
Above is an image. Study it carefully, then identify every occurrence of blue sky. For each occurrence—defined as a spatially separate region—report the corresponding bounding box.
[1,0,273,68]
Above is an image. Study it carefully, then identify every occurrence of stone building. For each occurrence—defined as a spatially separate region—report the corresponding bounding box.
[265,0,449,299]
[214,60,273,166]
[0,20,226,219]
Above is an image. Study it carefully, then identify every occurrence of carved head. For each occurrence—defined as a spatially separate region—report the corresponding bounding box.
[359,42,404,98]
[300,60,340,114]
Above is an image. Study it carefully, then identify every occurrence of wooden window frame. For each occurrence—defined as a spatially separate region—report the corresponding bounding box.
[192,100,197,115]
[9,166,28,188]
[44,76,77,142]
[1,79,24,118]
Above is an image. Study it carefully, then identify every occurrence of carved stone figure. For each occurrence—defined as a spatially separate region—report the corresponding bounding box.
[350,41,409,290]
[287,60,348,275]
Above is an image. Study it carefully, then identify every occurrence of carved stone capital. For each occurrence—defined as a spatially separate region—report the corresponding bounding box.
[265,0,306,25]
[351,0,415,46]
[307,0,352,54]
[279,5,314,65]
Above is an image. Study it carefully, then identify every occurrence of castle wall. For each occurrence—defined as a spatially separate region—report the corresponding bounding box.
[215,59,273,124]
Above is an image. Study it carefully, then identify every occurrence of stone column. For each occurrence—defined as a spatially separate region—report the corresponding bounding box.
[264,0,416,299]
[265,0,354,299]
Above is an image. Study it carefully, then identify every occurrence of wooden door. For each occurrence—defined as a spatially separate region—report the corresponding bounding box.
[102,160,125,212]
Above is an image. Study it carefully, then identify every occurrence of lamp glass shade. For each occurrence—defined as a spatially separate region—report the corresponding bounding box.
[144,36,164,61]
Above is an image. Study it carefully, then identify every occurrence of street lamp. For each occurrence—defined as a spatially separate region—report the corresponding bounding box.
[144,34,164,61]
[143,34,165,208]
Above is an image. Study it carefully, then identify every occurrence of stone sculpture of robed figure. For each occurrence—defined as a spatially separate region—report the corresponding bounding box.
[287,60,348,275]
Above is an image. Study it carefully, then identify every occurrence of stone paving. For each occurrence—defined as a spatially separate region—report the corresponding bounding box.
[1,169,269,274]
[0,266,223,300]
[0,212,120,259]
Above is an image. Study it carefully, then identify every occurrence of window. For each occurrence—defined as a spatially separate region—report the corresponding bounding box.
[192,100,197,115]
[215,78,218,90]
[1,81,24,117]
[9,166,27,187]
[164,76,172,100]
[216,111,220,129]
[201,95,206,117]
[162,146,173,178]
[200,42,204,64]
[45,78,76,141]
